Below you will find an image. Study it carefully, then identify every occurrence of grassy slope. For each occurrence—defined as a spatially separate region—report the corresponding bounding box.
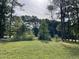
[0,40,79,59]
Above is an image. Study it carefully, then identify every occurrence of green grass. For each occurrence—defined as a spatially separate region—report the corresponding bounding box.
[0,39,79,59]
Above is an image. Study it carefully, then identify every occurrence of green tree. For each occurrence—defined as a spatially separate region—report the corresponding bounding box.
[0,0,23,39]
[0,0,9,38]
[38,19,51,40]
[53,0,79,40]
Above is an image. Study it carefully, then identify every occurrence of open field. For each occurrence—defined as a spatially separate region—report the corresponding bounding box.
[0,39,79,59]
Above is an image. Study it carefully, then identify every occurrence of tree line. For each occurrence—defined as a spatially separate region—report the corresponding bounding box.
[0,0,79,42]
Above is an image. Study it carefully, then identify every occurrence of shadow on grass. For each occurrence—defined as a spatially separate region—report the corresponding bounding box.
[63,40,79,44]
[0,39,33,44]
[62,42,79,57]
[68,47,79,57]
[39,40,51,44]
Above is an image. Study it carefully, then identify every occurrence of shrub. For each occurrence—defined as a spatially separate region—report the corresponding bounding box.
[10,24,35,41]
[13,31,35,41]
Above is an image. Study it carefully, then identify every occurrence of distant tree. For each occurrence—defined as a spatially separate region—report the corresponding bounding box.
[48,20,58,37]
[38,19,51,40]
[32,27,39,37]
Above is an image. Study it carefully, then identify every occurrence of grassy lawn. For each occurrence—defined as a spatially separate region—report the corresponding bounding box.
[0,39,79,59]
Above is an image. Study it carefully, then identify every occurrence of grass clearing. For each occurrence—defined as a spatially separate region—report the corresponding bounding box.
[0,39,79,59]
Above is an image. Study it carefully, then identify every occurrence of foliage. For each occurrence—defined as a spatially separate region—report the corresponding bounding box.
[38,19,51,40]
[48,20,59,37]
[14,32,35,41]
[56,23,61,32]
[13,24,26,41]
[47,5,53,11]
[0,0,9,38]
[5,16,23,38]
[23,31,35,41]
[0,0,23,38]
[53,0,79,40]
[13,23,35,41]
[32,27,39,37]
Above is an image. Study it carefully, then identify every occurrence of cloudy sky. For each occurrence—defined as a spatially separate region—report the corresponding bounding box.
[14,0,59,20]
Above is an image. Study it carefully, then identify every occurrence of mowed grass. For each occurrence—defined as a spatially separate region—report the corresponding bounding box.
[0,39,79,59]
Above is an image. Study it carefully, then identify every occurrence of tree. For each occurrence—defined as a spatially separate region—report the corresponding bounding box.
[0,0,9,38]
[38,19,51,40]
[32,27,39,37]
[0,0,23,39]
[53,0,79,41]
[4,0,24,38]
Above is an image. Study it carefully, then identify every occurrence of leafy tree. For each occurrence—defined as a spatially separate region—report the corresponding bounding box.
[53,0,79,40]
[38,19,51,40]
[5,0,23,38]
[48,20,59,37]
[0,0,23,39]
[0,0,9,38]
[32,27,39,37]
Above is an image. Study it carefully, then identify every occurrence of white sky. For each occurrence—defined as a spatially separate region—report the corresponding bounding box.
[14,0,59,20]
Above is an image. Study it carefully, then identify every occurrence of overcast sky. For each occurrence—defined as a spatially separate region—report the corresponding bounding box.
[14,0,59,20]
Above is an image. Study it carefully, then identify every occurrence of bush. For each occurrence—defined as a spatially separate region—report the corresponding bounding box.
[22,33,35,41]
[13,31,35,41]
